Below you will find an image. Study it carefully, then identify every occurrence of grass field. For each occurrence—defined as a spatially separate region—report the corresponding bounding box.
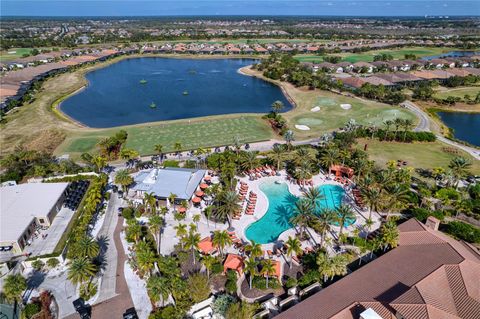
[241,67,416,139]
[357,138,480,174]
[0,48,34,62]
[56,116,273,157]
[295,47,450,63]
[434,87,480,99]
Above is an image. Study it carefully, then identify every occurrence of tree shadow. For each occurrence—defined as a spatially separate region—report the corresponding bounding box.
[95,235,110,272]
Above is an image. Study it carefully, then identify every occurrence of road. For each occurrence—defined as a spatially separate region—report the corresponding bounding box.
[401,100,480,161]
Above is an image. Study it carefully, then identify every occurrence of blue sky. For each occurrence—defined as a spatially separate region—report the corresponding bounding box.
[1,0,478,17]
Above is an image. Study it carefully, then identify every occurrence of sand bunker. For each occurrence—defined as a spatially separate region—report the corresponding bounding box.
[340,104,352,110]
[310,106,321,112]
[295,124,311,131]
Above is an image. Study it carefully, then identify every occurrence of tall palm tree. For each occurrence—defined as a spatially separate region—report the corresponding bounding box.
[261,259,276,289]
[364,218,374,235]
[294,148,314,166]
[285,236,302,267]
[284,130,295,150]
[245,240,263,260]
[147,275,171,307]
[212,230,232,257]
[244,258,257,289]
[154,144,163,161]
[316,253,333,282]
[182,230,201,265]
[302,187,324,212]
[380,221,399,251]
[202,255,216,280]
[149,215,164,255]
[240,151,260,172]
[269,143,286,171]
[448,156,472,188]
[402,118,414,141]
[316,208,336,248]
[382,185,409,220]
[193,214,201,229]
[68,258,97,286]
[174,223,187,247]
[383,119,393,133]
[336,204,356,238]
[3,274,27,303]
[320,147,339,175]
[115,169,133,195]
[330,254,348,279]
[127,221,143,243]
[143,192,157,215]
[393,118,404,139]
[271,100,284,114]
[295,161,313,188]
[361,187,381,221]
[168,193,177,210]
[214,191,241,226]
[290,198,313,239]
[136,246,156,277]
[174,142,182,158]
[91,155,107,173]
[76,236,100,258]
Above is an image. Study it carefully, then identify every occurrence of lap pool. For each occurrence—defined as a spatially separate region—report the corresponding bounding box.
[245,181,352,244]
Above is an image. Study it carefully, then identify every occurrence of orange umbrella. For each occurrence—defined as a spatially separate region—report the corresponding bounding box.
[192,197,202,203]
[204,176,211,181]
[200,183,208,189]
[178,207,186,213]
[195,190,204,197]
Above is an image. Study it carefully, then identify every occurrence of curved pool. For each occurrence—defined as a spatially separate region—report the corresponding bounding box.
[245,181,350,244]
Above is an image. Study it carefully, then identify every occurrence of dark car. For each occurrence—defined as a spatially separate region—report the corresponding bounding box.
[123,307,138,319]
[73,298,91,319]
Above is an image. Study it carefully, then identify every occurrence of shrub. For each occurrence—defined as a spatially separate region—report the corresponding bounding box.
[212,294,236,316]
[122,207,135,220]
[31,259,44,271]
[162,160,179,168]
[410,208,445,222]
[79,282,97,300]
[225,270,237,294]
[187,274,210,303]
[183,160,196,168]
[444,221,480,243]
[298,269,319,288]
[211,262,223,274]
[252,276,281,290]
[46,258,60,269]
[285,277,297,289]
[150,305,182,319]
[24,303,41,319]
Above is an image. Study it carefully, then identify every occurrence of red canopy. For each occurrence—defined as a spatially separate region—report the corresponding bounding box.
[192,197,202,203]
[178,207,186,213]
[199,183,208,189]
[195,190,205,197]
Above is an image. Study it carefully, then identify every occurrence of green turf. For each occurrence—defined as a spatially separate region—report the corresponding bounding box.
[0,48,33,62]
[434,87,480,99]
[58,116,273,157]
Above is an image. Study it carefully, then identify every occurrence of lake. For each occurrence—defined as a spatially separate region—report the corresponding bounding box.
[437,112,480,147]
[421,51,479,61]
[60,58,293,128]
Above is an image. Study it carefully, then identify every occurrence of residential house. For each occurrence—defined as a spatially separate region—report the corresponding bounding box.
[353,62,374,73]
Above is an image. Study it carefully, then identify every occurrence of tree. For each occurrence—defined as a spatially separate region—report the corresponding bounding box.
[271,100,285,114]
[284,130,295,150]
[76,236,100,258]
[261,259,276,289]
[174,142,182,158]
[316,208,336,248]
[244,258,257,289]
[136,244,156,276]
[154,144,163,158]
[67,258,97,286]
[320,147,339,175]
[214,191,241,226]
[361,186,381,222]
[302,187,324,211]
[202,255,216,280]
[182,230,201,265]
[91,155,107,173]
[317,253,333,282]
[174,223,188,247]
[187,274,210,303]
[212,230,232,257]
[245,240,263,260]
[448,156,472,188]
[149,215,164,255]
[143,192,157,215]
[225,302,258,319]
[285,236,302,267]
[239,151,260,172]
[3,274,27,303]
[32,259,45,271]
[402,118,414,141]
[46,258,60,269]
[269,143,286,171]
[336,204,356,238]
[115,169,133,195]
[380,221,399,251]
[290,198,313,239]
[147,275,171,306]
[193,214,201,229]
[168,193,177,210]
[120,148,139,161]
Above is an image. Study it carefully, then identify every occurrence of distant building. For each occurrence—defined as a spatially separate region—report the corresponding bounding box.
[131,167,206,202]
[0,183,69,253]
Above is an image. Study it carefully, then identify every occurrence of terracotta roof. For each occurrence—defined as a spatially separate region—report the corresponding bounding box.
[224,254,244,274]
[275,219,480,319]
[198,236,215,254]
[340,77,366,89]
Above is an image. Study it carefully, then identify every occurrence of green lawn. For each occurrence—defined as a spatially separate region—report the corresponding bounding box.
[434,87,480,99]
[57,116,273,157]
[357,138,480,174]
[295,47,451,63]
[0,48,34,62]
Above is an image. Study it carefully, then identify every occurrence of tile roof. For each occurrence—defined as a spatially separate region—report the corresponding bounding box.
[275,219,480,319]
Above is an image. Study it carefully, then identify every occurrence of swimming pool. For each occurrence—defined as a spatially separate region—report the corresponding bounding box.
[245,181,351,244]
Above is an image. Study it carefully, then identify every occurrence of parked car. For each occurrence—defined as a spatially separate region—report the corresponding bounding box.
[72,298,91,319]
[123,308,138,319]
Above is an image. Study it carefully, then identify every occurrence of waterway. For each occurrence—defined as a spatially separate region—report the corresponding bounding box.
[437,112,480,147]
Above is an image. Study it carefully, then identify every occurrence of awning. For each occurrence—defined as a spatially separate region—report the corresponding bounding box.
[192,197,202,203]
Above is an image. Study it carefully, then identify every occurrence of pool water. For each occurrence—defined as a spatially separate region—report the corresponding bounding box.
[245,181,351,244]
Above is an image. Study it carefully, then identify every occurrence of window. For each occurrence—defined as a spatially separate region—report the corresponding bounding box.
[39,218,45,224]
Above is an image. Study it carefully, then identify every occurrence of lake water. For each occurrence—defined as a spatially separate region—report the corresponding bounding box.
[437,112,480,147]
[421,51,479,61]
[60,57,293,128]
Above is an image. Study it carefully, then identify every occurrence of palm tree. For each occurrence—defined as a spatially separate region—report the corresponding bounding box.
[147,276,171,307]
[212,230,232,257]
[67,258,97,286]
[182,230,201,265]
[295,161,313,188]
[193,214,201,229]
[402,118,414,141]
[316,208,336,248]
[91,155,107,173]
[174,142,182,158]
[225,301,258,319]
[215,191,241,227]
[245,240,262,260]
[120,148,139,161]
[382,185,409,220]
[294,147,314,166]
[269,143,286,171]
[115,169,133,195]
[149,215,164,255]
[76,236,100,258]
[361,187,382,221]
[240,151,260,172]
[3,274,27,303]
[330,254,348,279]
[174,223,187,247]
[168,193,177,210]
[448,156,472,188]
[290,198,313,239]
[383,119,393,133]
[320,147,339,175]
[393,118,404,139]
[380,221,399,251]
[244,258,257,289]
[364,218,374,235]
[143,192,157,215]
[316,253,333,282]
[284,130,295,150]
[154,144,163,161]
[271,100,284,114]
[127,221,142,243]
[285,236,302,267]
[261,259,276,289]
[202,255,216,280]
[336,204,356,238]
[136,246,156,276]
[302,187,324,212]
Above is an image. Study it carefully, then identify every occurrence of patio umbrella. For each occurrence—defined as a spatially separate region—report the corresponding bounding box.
[195,190,205,197]
[192,197,202,203]
[199,183,208,190]
[178,207,187,213]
